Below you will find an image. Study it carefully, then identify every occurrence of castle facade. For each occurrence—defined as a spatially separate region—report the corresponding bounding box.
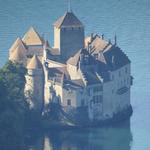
[9,10,133,122]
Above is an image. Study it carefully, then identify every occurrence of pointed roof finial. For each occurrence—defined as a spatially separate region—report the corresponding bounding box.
[68,0,72,12]
[114,34,117,46]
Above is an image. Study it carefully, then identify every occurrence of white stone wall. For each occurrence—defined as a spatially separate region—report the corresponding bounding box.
[54,27,60,49]
[86,84,103,120]
[62,88,77,107]
[43,61,131,121]
[109,64,131,114]
[25,69,44,110]
[44,81,51,105]
[103,81,114,118]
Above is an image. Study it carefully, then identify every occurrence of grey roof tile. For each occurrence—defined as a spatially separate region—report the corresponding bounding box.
[54,12,83,28]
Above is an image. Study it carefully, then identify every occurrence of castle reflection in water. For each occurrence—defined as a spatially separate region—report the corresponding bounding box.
[27,120,132,150]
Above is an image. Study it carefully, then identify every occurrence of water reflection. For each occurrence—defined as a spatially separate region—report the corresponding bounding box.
[28,120,132,150]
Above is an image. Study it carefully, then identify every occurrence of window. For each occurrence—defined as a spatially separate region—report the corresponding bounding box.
[117,87,128,95]
[119,71,121,77]
[67,99,71,106]
[93,95,102,104]
[125,67,128,73]
[112,75,114,80]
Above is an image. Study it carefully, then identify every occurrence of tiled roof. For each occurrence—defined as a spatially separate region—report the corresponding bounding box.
[48,67,68,77]
[67,49,81,66]
[63,80,83,90]
[49,48,60,56]
[87,34,130,70]
[48,67,70,84]
[22,27,43,46]
[9,37,27,54]
[54,12,83,28]
[67,48,94,66]
[81,69,102,85]
[9,44,26,61]
[89,35,112,54]
[27,55,42,69]
[71,79,85,87]
[103,46,130,70]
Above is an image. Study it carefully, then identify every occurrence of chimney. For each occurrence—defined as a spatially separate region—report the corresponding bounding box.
[91,33,94,41]
[109,39,111,44]
[114,35,117,46]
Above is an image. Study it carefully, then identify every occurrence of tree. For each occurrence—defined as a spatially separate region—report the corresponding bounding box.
[0,61,29,150]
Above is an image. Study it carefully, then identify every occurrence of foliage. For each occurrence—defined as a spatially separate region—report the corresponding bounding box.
[0,61,29,150]
[43,102,62,121]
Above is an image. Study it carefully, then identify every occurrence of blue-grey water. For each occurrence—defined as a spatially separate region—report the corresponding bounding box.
[0,0,150,149]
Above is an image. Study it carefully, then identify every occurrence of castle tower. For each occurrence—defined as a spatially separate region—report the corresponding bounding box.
[9,37,27,65]
[53,10,85,61]
[25,55,44,111]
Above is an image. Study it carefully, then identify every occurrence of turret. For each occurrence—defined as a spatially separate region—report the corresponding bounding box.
[25,55,44,111]
[53,11,85,61]
[9,38,27,66]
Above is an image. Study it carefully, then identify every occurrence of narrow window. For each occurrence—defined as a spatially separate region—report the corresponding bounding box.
[81,99,85,106]
[112,75,114,80]
[125,67,128,73]
[67,99,71,106]
[119,71,121,77]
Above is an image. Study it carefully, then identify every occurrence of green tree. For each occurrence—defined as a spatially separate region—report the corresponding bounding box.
[0,61,29,150]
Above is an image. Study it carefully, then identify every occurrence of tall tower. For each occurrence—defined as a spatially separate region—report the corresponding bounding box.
[53,10,85,61]
[25,55,44,111]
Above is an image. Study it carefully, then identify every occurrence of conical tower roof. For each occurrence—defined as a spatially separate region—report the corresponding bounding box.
[27,55,42,69]
[54,11,83,28]
[22,27,43,46]
[9,37,26,54]
[9,44,26,62]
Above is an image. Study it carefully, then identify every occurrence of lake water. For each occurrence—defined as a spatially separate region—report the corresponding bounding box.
[0,0,150,149]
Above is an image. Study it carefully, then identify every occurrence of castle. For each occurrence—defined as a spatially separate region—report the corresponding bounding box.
[9,10,133,122]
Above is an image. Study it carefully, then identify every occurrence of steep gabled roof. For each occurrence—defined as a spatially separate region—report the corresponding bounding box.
[67,48,95,66]
[27,55,42,69]
[89,35,112,54]
[9,44,26,61]
[22,27,43,46]
[67,49,82,66]
[54,11,83,28]
[67,49,88,66]
[103,46,130,70]
[9,37,26,54]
